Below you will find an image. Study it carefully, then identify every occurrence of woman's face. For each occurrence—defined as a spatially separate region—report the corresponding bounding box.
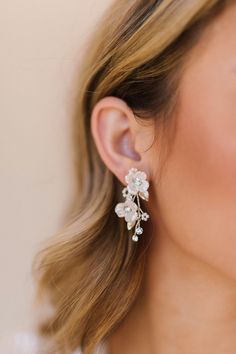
[154,2,236,281]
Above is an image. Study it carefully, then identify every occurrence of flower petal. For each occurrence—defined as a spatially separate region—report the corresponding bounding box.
[139,180,149,192]
[127,184,138,195]
[136,171,147,181]
[127,219,136,230]
[125,211,138,223]
[126,200,138,210]
[115,202,125,217]
[139,190,149,201]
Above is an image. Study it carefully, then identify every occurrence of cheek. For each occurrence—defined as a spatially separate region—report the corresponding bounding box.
[155,77,236,280]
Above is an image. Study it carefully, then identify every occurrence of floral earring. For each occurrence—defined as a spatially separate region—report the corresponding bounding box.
[115,167,150,242]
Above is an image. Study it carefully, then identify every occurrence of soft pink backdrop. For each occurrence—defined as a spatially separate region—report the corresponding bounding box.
[0,0,111,348]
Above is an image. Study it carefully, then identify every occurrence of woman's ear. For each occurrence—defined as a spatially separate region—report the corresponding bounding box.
[91,96,154,185]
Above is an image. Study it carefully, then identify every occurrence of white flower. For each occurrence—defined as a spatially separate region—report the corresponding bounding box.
[115,199,138,229]
[141,212,149,221]
[122,187,129,198]
[125,168,149,200]
[135,226,143,235]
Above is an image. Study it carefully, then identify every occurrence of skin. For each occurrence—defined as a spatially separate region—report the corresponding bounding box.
[91,2,236,354]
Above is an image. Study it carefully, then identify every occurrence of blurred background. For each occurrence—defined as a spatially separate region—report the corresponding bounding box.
[0,0,111,351]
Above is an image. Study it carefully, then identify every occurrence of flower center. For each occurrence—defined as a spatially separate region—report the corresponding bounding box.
[124,206,132,213]
[134,177,142,186]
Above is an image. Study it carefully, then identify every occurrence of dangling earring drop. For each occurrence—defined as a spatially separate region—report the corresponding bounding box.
[114,167,150,242]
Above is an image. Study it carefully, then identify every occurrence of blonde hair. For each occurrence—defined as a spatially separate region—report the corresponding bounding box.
[33,1,230,353]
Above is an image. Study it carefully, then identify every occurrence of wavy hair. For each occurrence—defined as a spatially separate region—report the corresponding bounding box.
[33,1,230,353]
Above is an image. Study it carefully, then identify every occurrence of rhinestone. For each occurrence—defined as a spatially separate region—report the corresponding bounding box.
[136,227,143,235]
[132,235,139,242]
[134,177,142,186]
[124,206,132,213]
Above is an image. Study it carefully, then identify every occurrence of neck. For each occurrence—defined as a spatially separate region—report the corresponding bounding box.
[107,226,236,354]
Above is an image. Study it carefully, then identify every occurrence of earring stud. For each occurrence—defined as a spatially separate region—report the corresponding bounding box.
[114,167,150,242]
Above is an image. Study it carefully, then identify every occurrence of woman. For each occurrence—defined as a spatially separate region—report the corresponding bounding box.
[33,0,236,353]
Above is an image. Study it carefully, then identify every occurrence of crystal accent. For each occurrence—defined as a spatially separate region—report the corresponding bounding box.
[132,234,139,242]
[136,227,143,235]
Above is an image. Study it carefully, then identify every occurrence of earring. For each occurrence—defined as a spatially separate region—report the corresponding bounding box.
[115,167,150,242]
